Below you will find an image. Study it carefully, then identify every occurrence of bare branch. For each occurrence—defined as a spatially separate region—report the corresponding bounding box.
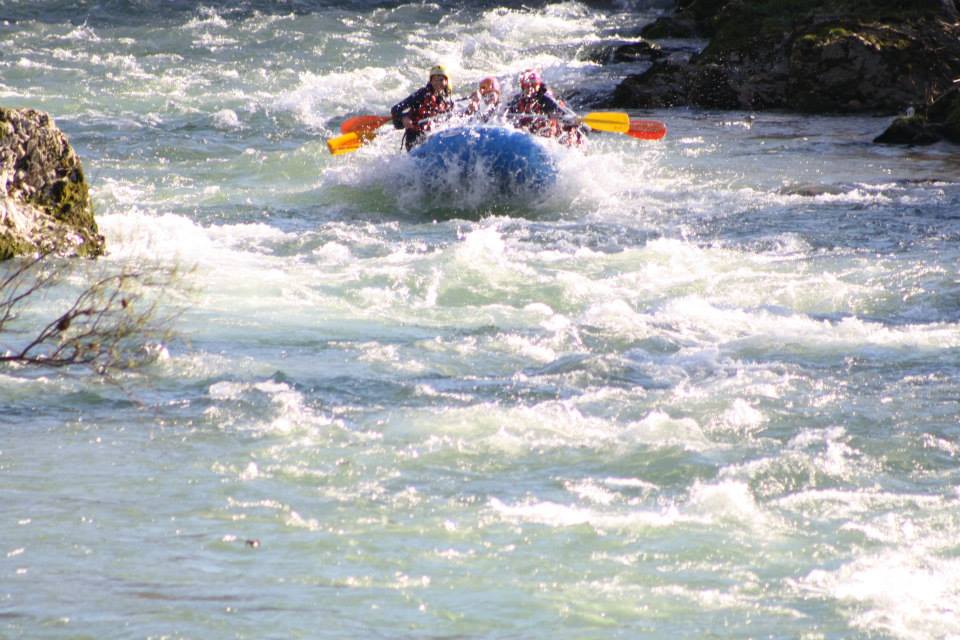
[0,253,60,328]
[0,251,191,376]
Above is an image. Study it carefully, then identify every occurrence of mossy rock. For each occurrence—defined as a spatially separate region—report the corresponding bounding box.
[700,0,953,62]
[874,115,942,145]
[795,22,912,51]
[0,232,34,261]
[1,107,104,260]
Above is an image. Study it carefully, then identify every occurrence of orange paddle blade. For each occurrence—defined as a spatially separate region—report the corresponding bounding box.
[340,115,391,135]
[628,119,667,140]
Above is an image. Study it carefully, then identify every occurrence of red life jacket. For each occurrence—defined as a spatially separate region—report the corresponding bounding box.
[512,94,547,115]
[412,91,452,131]
[513,96,559,137]
[509,89,564,137]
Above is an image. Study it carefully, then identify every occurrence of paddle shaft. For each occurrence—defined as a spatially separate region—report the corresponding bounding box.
[327,111,666,155]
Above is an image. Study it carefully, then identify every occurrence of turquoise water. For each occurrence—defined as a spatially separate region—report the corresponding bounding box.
[3,2,960,638]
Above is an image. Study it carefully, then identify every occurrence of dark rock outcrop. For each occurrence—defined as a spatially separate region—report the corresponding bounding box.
[580,39,666,65]
[640,0,728,39]
[609,0,960,116]
[0,107,103,260]
[875,87,960,144]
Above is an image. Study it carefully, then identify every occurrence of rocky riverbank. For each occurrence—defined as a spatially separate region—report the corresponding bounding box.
[873,86,960,144]
[605,0,960,144]
[1,107,104,260]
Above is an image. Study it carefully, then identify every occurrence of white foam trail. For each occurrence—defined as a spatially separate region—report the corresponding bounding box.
[619,410,711,450]
[15,58,56,70]
[714,398,766,434]
[183,8,231,31]
[480,5,595,43]
[275,67,407,129]
[773,489,944,522]
[798,549,960,639]
[489,496,680,530]
[62,24,100,42]
[686,480,771,528]
[97,212,215,263]
[489,478,774,533]
[206,379,333,436]
[212,108,242,130]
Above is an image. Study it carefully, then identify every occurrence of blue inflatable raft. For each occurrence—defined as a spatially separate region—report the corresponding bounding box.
[410,126,557,196]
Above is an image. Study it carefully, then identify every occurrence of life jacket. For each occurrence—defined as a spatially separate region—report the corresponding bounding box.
[462,92,500,123]
[411,89,452,132]
[512,94,546,115]
[392,85,454,132]
[508,86,563,137]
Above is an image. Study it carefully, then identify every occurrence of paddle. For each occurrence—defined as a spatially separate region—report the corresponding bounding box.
[580,111,630,134]
[327,113,450,155]
[340,115,391,135]
[627,119,667,141]
[327,131,364,155]
[326,111,667,154]
[579,112,666,140]
[327,114,392,155]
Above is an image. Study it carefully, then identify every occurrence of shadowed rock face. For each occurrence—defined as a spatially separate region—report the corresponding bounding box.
[608,0,960,117]
[1,107,104,260]
[875,87,960,145]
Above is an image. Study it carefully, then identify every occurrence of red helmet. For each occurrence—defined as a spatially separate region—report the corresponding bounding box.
[519,68,542,92]
[478,76,500,96]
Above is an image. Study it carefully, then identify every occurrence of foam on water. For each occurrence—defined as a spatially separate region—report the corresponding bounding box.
[489,495,681,531]
[798,548,960,639]
[205,378,335,436]
[61,24,101,43]
[488,475,776,534]
[98,212,213,261]
[665,296,960,357]
[275,67,407,131]
[212,108,242,130]
[5,3,960,639]
[183,7,232,31]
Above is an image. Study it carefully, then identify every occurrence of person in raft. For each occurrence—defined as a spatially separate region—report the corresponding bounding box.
[391,64,455,151]
[505,68,584,146]
[461,76,502,122]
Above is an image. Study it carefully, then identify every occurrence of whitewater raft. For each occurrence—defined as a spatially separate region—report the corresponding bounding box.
[410,126,557,194]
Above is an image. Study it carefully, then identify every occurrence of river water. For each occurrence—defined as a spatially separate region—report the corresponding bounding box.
[2,2,960,638]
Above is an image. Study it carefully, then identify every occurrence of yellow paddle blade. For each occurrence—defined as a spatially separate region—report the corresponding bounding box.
[582,111,630,133]
[326,132,363,155]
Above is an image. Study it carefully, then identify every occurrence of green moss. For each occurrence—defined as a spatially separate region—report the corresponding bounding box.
[896,114,927,127]
[702,0,819,59]
[1,107,105,260]
[796,23,912,50]
[0,232,34,261]
[828,27,854,39]
[48,175,93,227]
[19,172,104,259]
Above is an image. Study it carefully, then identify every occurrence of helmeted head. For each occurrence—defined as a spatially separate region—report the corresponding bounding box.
[429,64,451,93]
[519,68,542,95]
[478,76,500,104]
